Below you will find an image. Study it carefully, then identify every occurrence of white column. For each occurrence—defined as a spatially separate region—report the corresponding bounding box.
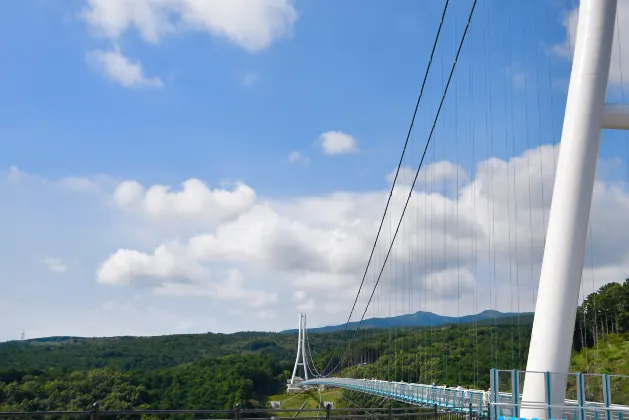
[302,314,309,380]
[291,314,303,384]
[521,1,616,419]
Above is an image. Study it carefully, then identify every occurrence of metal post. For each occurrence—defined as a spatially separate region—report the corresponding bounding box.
[546,372,552,420]
[521,0,617,418]
[236,403,241,420]
[389,402,393,420]
[290,314,302,385]
[490,369,497,420]
[326,403,331,420]
[603,374,612,420]
[433,403,438,420]
[577,373,586,420]
[302,314,309,381]
[512,369,519,419]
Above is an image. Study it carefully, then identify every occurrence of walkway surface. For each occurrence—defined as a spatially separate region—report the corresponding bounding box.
[300,378,629,420]
[301,378,489,414]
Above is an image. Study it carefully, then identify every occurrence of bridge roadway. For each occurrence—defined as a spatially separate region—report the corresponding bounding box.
[301,378,489,415]
[300,378,629,420]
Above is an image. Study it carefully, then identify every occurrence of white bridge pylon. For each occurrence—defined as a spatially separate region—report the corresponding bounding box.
[289,313,309,388]
[522,0,629,418]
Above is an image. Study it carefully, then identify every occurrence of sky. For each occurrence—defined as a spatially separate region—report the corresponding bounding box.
[1,0,629,341]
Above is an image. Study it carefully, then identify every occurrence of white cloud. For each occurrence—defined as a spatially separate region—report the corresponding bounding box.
[97,244,205,286]
[96,247,277,308]
[553,0,629,85]
[317,131,359,155]
[113,180,145,207]
[86,47,163,88]
[81,0,298,53]
[39,257,67,273]
[386,161,468,188]
[2,166,114,192]
[288,151,310,164]
[58,177,101,192]
[4,142,629,337]
[154,270,278,308]
[96,143,629,328]
[7,166,28,182]
[113,178,256,224]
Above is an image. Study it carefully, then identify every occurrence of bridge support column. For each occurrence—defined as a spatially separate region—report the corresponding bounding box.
[289,313,309,388]
[521,0,617,419]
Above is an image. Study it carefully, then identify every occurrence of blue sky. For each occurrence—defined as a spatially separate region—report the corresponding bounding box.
[0,0,582,191]
[1,0,629,341]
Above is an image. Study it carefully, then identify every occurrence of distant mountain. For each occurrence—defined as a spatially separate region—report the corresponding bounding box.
[281,310,534,334]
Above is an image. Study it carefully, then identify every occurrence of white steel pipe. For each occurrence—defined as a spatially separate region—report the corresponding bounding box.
[521,1,617,419]
[302,314,309,380]
[291,314,303,384]
[601,104,629,129]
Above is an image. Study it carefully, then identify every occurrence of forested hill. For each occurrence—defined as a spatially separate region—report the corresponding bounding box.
[0,332,295,372]
[0,280,627,413]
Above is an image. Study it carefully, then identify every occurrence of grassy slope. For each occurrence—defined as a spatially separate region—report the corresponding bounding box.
[267,389,344,417]
[569,333,629,405]
[571,333,629,374]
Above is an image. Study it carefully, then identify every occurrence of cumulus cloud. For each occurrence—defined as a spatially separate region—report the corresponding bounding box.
[97,244,206,286]
[39,257,67,273]
[97,246,276,308]
[81,0,298,53]
[5,141,629,335]
[553,0,629,85]
[113,178,256,224]
[96,143,629,328]
[318,131,359,155]
[86,47,163,88]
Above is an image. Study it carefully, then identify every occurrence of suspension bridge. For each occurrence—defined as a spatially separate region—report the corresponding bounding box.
[282,1,629,420]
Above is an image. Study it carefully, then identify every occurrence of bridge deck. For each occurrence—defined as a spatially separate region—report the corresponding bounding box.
[302,378,489,414]
[300,378,629,420]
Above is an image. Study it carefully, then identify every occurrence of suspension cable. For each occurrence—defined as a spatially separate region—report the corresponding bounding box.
[316,0,453,376]
[336,0,479,370]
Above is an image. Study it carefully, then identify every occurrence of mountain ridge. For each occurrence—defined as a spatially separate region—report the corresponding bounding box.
[281,309,534,334]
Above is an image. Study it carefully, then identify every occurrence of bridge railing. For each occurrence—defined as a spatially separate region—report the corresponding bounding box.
[302,378,489,414]
[490,369,629,420]
[302,371,629,420]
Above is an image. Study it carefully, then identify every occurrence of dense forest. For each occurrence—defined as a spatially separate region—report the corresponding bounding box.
[0,280,627,413]
[574,280,629,350]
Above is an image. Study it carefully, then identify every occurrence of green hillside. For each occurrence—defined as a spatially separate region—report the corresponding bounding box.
[266,389,345,417]
[0,332,299,371]
[0,280,626,413]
